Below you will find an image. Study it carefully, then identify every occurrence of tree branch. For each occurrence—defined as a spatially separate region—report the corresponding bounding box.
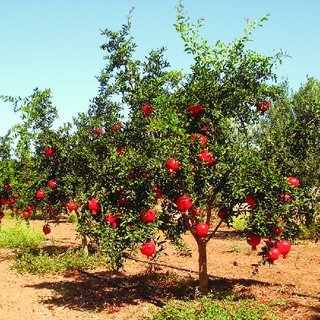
[205,218,224,244]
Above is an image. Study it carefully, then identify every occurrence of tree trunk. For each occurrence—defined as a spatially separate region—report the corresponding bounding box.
[75,208,89,255]
[197,239,209,294]
[82,232,89,255]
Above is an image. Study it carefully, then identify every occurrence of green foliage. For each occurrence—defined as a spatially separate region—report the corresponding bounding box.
[259,78,320,188]
[0,2,319,295]
[144,295,275,320]
[13,247,109,275]
[0,221,44,248]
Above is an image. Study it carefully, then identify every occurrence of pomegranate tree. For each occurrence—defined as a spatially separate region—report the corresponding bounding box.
[2,3,318,296]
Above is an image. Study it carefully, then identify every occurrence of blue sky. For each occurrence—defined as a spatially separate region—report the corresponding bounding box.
[1,0,319,135]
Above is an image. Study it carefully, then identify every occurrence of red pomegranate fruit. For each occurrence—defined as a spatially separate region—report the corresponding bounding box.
[195,223,209,237]
[140,242,156,258]
[176,195,193,212]
[141,209,156,223]
[247,234,261,250]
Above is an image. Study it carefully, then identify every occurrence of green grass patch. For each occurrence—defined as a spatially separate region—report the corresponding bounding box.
[231,214,249,231]
[2,213,14,220]
[144,295,275,320]
[0,221,45,248]
[13,247,109,275]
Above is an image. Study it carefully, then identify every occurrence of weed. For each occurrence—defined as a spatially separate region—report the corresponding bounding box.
[12,247,109,275]
[144,295,275,320]
[228,242,244,253]
[0,221,44,248]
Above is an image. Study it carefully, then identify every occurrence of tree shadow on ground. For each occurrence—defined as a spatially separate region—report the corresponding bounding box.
[25,267,300,312]
[277,301,320,320]
[21,244,319,317]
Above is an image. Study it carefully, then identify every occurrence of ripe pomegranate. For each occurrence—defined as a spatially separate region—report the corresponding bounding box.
[202,125,208,134]
[258,101,270,115]
[36,190,45,200]
[7,198,15,206]
[67,202,78,212]
[117,198,129,207]
[112,123,121,131]
[141,209,156,223]
[104,214,118,227]
[94,127,104,135]
[166,158,180,172]
[142,104,154,116]
[271,226,282,236]
[0,198,7,205]
[280,193,292,202]
[13,193,19,199]
[288,176,300,187]
[195,223,209,237]
[197,150,215,166]
[268,248,280,261]
[245,194,256,207]
[48,206,56,216]
[247,234,261,250]
[88,198,100,213]
[45,146,55,157]
[217,208,228,219]
[189,104,203,116]
[3,184,12,190]
[190,133,207,146]
[176,195,193,212]
[22,211,31,218]
[276,240,291,258]
[191,207,202,216]
[116,147,126,154]
[265,237,277,248]
[140,242,156,258]
[43,225,51,235]
[152,186,163,199]
[48,180,58,189]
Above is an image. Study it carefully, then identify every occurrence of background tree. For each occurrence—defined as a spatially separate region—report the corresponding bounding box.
[259,78,320,188]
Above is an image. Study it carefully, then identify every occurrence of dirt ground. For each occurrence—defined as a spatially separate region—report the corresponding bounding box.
[0,219,319,320]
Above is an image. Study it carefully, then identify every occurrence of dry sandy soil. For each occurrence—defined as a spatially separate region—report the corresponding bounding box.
[0,219,319,320]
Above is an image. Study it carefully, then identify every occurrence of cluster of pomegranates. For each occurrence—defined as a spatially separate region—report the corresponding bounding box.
[93,123,122,136]
[257,101,271,116]
[0,185,19,210]
[244,176,300,263]
[247,234,292,262]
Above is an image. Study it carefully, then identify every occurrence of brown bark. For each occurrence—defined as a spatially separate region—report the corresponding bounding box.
[197,238,209,294]
[81,232,89,255]
[75,207,89,255]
